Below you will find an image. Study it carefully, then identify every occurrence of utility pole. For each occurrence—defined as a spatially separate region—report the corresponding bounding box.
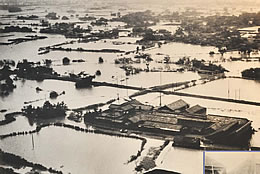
[159,71,162,106]
[227,80,230,99]
[116,73,119,102]
[126,77,128,98]
[31,133,35,150]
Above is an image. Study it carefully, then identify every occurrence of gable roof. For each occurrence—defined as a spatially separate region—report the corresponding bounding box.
[165,99,189,111]
[109,104,121,110]
[126,99,143,106]
[186,104,206,114]
[121,104,135,111]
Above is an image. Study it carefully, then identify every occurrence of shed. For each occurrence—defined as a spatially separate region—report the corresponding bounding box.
[109,104,121,110]
[124,99,153,111]
[159,99,189,112]
[137,105,153,111]
[186,104,207,115]
[121,104,135,112]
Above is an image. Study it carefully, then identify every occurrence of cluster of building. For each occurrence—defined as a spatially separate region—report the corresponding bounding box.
[84,98,252,148]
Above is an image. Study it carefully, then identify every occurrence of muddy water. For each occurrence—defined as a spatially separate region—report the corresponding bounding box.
[0,126,141,174]
[0,128,203,174]
[135,78,260,147]
[157,146,203,174]
[1,3,260,174]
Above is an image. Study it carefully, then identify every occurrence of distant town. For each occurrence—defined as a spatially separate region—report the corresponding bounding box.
[1,0,260,174]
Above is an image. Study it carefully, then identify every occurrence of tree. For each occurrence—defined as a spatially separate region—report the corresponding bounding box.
[62,57,70,65]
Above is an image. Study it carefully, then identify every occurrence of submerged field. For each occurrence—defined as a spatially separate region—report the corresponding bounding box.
[1,1,260,174]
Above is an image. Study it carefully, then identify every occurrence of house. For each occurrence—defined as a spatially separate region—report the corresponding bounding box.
[108,102,134,115]
[159,99,189,112]
[108,104,121,110]
[122,99,153,111]
[129,99,153,111]
[186,104,207,115]
[137,105,154,111]
[120,104,135,113]
[45,12,59,20]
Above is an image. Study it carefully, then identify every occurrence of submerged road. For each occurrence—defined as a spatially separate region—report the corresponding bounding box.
[16,71,260,107]
[49,76,260,106]
[160,90,260,106]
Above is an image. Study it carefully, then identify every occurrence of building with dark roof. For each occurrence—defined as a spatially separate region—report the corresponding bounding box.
[159,99,189,112]
[108,104,121,110]
[126,99,153,111]
[186,104,207,115]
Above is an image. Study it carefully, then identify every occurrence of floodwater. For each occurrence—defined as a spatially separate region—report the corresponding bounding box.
[0,126,204,174]
[0,126,141,174]
[0,79,136,112]
[158,146,203,174]
[1,2,260,174]
[135,78,260,147]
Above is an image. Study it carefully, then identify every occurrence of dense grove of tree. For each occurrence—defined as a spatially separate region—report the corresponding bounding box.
[115,10,159,27]
[22,101,67,119]
[242,68,260,79]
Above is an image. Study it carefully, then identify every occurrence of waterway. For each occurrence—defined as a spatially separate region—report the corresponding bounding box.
[0,126,141,174]
[1,2,260,174]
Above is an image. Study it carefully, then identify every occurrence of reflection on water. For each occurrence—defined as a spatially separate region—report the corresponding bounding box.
[1,2,260,174]
[0,116,35,135]
[182,78,260,103]
[135,78,260,146]
[158,146,203,174]
[0,79,136,112]
[0,127,141,174]
[0,127,203,174]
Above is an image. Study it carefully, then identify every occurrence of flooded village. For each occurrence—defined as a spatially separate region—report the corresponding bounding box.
[1,0,260,173]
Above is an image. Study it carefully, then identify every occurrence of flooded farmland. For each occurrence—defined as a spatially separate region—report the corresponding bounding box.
[1,0,260,174]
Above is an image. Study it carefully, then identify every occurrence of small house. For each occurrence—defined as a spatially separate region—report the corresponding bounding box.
[108,104,121,110]
[159,99,189,112]
[120,104,135,113]
[108,102,134,115]
[127,99,153,111]
[186,104,207,115]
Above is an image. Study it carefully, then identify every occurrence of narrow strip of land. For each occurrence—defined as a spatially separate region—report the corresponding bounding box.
[160,90,260,106]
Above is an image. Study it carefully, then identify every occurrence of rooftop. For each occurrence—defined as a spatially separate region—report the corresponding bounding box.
[186,104,206,114]
[161,99,189,111]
